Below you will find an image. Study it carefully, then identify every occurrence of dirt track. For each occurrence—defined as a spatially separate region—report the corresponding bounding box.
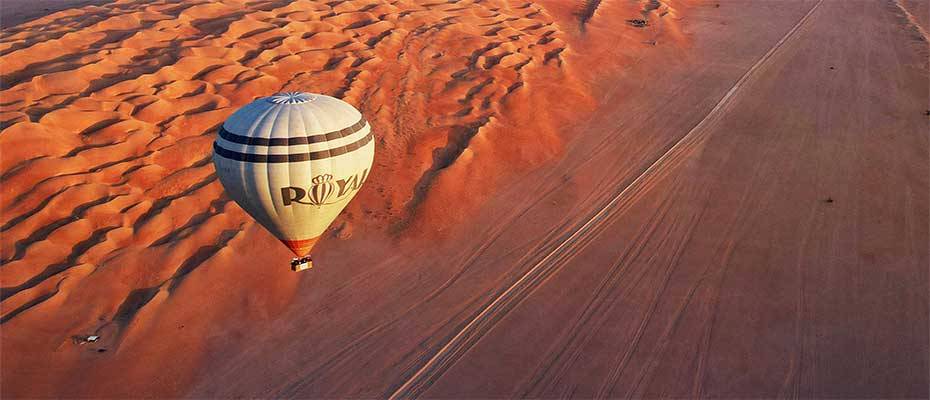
[415,1,928,398]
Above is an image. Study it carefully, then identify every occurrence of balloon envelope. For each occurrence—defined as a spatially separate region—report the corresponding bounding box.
[212,92,374,257]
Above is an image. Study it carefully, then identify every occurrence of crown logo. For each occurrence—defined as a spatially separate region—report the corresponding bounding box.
[312,174,333,185]
[306,174,336,206]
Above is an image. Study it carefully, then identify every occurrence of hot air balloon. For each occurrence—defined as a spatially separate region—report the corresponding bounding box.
[212,92,374,271]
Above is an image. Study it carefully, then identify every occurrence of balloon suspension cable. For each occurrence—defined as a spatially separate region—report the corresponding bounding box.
[290,256,313,272]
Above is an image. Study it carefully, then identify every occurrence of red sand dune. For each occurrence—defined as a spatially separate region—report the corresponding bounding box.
[0,0,613,395]
[1,0,927,398]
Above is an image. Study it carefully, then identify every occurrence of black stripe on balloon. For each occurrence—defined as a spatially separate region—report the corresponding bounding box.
[213,131,374,163]
[218,118,368,146]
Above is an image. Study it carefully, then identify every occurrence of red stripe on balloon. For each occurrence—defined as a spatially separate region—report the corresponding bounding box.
[280,237,320,257]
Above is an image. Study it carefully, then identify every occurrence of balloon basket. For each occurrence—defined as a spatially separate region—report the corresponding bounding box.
[291,256,313,272]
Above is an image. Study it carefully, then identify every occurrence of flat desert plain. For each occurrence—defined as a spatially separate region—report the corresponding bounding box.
[1,0,927,398]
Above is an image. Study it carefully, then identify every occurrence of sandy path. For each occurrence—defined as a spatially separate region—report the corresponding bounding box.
[417,0,929,398]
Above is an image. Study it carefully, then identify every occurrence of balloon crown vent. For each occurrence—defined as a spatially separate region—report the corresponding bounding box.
[267,92,316,104]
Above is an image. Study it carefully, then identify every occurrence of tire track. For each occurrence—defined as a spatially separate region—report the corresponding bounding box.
[387,1,825,397]
[893,0,929,42]
[519,180,693,397]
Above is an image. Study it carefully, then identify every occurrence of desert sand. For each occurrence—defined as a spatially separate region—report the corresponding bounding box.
[1,0,927,398]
